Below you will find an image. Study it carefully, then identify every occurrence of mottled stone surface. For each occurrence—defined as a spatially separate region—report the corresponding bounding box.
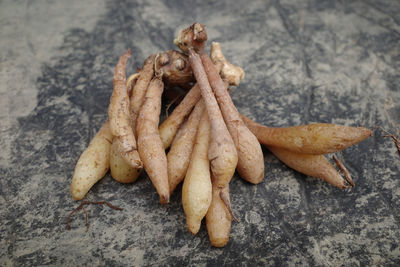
[1,0,400,265]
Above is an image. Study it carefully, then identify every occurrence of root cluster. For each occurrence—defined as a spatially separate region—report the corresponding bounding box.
[69,23,372,247]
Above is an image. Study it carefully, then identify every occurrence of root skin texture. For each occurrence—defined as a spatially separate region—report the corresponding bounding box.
[242,115,372,154]
[200,51,264,184]
[189,49,238,189]
[268,146,351,189]
[159,83,201,149]
[206,180,232,247]
[137,75,170,204]
[108,49,142,169]
[168,100,205,194]
[110,55,155,184]
[182,110,212,235]
[130,54,156,133]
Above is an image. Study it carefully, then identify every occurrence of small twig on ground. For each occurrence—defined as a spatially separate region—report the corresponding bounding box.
[333,155,355,187]
[376,126,400,159]
[82,206,89,232]
[66,201,123,231]
[383,134,400,158]
[219,190,239,222]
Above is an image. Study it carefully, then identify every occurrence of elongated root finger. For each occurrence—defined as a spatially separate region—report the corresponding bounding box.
[168,100,205,194]
[137,75,170,204]
[200,50,264,184]
[159,83,201,149]
[111,57,156,182]
[114,137,142,168]
[242,114,372,155]
[182,109,212,235]
[108,49,142,169]
[70,121,113,200]
[188,48,238,188]
[268,146,351,189]
[130,55,156,134]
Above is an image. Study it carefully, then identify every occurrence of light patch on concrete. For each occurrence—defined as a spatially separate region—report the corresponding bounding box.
[0,0,106,168]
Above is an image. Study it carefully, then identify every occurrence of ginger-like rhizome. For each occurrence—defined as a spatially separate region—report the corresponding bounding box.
[69,23,373,247]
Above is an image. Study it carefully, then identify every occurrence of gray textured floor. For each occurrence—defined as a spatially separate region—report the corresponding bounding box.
[1,0,400,266]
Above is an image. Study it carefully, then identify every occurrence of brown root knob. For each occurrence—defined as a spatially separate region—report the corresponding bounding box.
[174,22,207,53]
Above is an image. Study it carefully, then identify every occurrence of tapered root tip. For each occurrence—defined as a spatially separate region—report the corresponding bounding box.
[210,238,230,248]
[332,155,355,188]
[359,127,373,140]
[337,180,352,189]
[70,181,86,200]
[127,150,143,169]
[256,171,265,184]
[343,175,355,188]
[242,170,265,185]
[187,220,201,235]
[71,191,84,201]
[159,194,170,205]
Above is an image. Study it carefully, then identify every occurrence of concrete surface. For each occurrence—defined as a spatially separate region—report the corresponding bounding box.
[1,0,399,265]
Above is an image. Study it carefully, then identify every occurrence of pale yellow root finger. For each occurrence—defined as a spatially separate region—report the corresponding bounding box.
[182,109,212,235]
[268,146,351,189]
[70,121,113,200]
[168,100,205,194]
[159,83,201,149]
[110,140,141,183]
[137,75,170,204]
[206,180,232,247]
